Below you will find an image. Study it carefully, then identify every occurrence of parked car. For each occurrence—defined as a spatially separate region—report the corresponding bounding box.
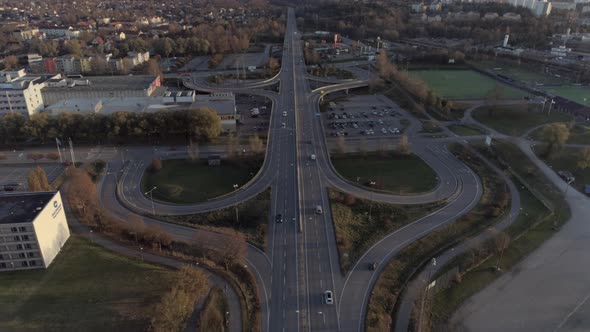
[324,290,334,304]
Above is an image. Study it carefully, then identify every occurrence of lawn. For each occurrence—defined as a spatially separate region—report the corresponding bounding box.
[331,152,438,194]
[448,124,487,136]
[410,69,528,99]
[471,60,567,85]
[472,104,572,136]
[0,236,174,332]
[537,146,590,194]
[544,86,590,106]
[142,157,262,204]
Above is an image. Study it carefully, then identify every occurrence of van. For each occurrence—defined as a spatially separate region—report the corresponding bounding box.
[310,154,316,160]
[316,205,323,214]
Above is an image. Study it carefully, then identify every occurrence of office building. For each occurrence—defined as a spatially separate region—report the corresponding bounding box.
[0,192,70,272]
[0,69,57,116]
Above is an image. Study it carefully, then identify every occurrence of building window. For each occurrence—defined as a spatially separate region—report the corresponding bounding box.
[21,261,28,267]
[16,244,23,250]
[13,236,20,241]
[19,227,26,232]
[18,253,25,258]
[0,254,3,260]
[25,243,32,249]
[10,227,17,233]
[29,260,36,266]
[27,252,34,258]
[0,263,5,269]
[22,235,29,241]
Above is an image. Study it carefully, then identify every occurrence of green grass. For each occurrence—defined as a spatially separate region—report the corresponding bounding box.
[537,146,590,194]
[544,86,590,106]
[472,104,572,136]
[331,152,438,194]
[448,124,486,136]
[410,69,528,99]
[329,189,444,273]
[142,157,262,204]
[471,60,567,85]
[0,236,174,332]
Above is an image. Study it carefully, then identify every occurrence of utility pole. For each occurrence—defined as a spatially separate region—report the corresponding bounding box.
[145,186,157,215]
[69,137,76,165]
[55,138,63,163]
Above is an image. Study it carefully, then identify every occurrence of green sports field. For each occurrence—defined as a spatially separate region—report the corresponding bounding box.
[472,60,567,85]
[544,86,590,106]
[410,69,529,99]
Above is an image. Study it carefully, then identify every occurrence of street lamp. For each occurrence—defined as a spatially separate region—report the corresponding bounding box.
[233,184,239,224]
[564,178,574,197]
[145,186,157,215]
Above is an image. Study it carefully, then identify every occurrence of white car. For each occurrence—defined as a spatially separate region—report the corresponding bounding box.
[282,111,287,117]
[281,122,286,128]
[381,128,387,134]
[324,290,334,305]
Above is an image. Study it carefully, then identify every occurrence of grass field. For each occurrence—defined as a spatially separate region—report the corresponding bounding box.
[537,146,590,194]
[331,152,438,194]
[472,104,572,136]
[472,60,567,85]
[410,69,528,99]
[544,86,590,106]
[448,124,487,136]
[0,236,174,332]
[142,157,262,204]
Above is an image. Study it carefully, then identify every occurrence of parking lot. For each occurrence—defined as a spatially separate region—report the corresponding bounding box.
[236,94,273,136]
[0,163,66,191]
[322,95,407,138]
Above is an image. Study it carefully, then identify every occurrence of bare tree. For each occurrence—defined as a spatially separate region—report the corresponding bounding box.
[34,166,51,191]
[398,135,411,155]
[578,146,590,170]
[27,152,44,163]
[335,136,346,155]
[219,232,247,270]
[27,170,41,192]
[0,153,6,160]
[226,134,239,158]
[150,159,163,172]
[188,140,200,161]
[46,152,60,161]
[248,135,264,155]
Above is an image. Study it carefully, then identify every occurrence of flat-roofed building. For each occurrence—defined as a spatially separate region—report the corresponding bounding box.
[41,75,162,106]
[191,92,237,132]
[0,69,59,116]
[0,191,70,271]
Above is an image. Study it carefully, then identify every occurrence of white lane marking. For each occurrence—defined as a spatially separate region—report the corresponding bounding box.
[553,292,590,332]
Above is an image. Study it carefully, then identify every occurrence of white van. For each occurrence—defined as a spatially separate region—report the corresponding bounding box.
[316,205,323,214]
[310,154,316,160]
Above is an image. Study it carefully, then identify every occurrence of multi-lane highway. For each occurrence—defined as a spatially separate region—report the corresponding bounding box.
[98,7,505,332]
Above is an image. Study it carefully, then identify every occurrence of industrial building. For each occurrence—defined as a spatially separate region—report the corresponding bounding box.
[0,69,59,116]
[191,92,238,132]
[41,74,163,106]
[0,191,70,272]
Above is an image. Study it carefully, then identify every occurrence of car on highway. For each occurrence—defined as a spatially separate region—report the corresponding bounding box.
[369,262,378,270]
[324,290,334,305]
[310,154,316,160]
[282,111,287,117]
[282,122,286,128]
[276,214,284,223]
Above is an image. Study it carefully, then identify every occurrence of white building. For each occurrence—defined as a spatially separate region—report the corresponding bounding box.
[162,90,195,104]
[0,191,70,271]
[0,69,53,116]
[124,51,150,68]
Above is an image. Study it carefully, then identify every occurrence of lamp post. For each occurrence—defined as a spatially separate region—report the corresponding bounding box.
[418,258,437,332]
[564,178,574,197]
[233,184,239,223]
[145,186,157,215]
[369,181,376,219]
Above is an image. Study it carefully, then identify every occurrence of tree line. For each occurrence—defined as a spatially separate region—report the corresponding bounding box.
[0,107,223,145]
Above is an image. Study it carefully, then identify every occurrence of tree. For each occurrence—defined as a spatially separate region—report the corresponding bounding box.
[226,134,239,158]
[68,168,97,217]
[368,77,385,91]
[64,40,82,57]
[126,214,146,242]
[398,134,411,155]
[335,136,346,155]
[541,123,570,156]
[35,166,51,191]
[27,170,41,192]
[27,152,44,163]
[3,55,18,69]
[577,147,590,170]
[144,59,161,76]
[150,159,162,172]
[219,233,247,270]
[248,135,264,155]
[187,107,223,142]
[46,152,60,161]
[0,153,6,160]
[188,140,200,161]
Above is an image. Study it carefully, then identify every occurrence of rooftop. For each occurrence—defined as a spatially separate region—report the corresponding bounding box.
[43,75,158,91]
[0,192,56,225]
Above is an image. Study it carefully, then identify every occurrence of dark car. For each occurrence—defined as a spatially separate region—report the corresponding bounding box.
[276,214,284,223]
[369,262,378,270]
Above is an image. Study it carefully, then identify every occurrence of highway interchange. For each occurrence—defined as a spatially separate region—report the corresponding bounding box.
[84,7,590,332]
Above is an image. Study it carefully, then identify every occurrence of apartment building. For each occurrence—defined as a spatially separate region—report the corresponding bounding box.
[0,69,52,116]
[0,192,70,272]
